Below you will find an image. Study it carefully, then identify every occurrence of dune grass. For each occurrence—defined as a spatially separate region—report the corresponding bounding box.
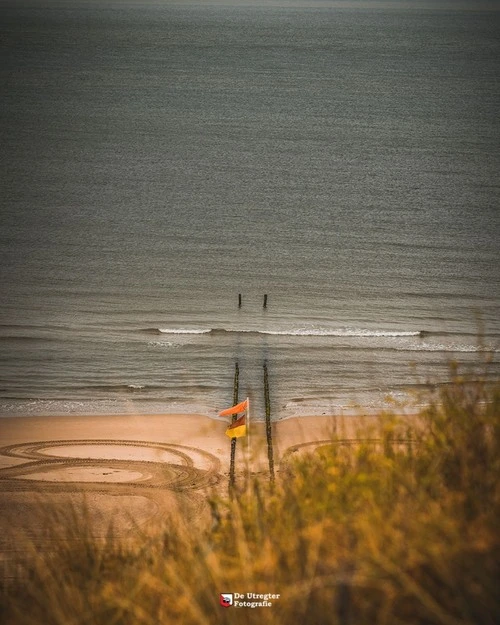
[1,373,499,625]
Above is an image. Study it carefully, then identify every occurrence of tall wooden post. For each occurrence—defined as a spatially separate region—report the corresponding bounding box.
[229,361,239,494]
[263,361,275,482]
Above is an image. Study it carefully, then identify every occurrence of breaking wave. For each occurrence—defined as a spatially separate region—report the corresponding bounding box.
[145,327,423,338]
[72,384,158,392]
[261,329,421,337]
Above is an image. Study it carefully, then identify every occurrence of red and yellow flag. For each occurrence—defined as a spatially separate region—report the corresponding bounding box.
[225,413,247,439]
[219,398,248,417]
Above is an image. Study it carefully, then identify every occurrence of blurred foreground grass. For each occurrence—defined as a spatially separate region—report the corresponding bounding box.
[1,373,499,625]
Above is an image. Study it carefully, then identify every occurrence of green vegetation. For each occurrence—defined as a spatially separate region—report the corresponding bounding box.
[2,374,499,625]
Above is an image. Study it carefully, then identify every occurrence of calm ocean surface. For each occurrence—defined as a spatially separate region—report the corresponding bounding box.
[1,1,499,420]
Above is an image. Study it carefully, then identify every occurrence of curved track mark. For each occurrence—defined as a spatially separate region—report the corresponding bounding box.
[0,440,221,491]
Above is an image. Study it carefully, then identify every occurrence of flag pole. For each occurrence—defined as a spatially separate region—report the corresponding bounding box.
[247,396,250,448]
[247,396,251,469]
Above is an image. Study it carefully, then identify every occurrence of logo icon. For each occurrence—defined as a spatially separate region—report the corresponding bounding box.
[220,593,233,607]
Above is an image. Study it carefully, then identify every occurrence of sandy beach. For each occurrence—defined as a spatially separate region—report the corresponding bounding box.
[0,410,390,585]
[0,413,363,567]
[0,411,378,472]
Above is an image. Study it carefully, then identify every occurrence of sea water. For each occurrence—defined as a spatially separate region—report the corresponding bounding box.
[1,0,499,420]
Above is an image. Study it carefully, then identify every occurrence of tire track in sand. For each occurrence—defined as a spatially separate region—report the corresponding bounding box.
[0,440,220,491]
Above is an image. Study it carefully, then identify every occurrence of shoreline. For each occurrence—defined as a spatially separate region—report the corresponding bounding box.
[0,402,423,421]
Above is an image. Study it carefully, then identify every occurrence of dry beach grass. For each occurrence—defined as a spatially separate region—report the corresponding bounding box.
[0,372,498,624]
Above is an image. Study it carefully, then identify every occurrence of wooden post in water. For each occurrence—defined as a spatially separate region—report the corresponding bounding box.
[238,294,242,308]
[263,361,275,482]
[229,361,239,494]
[263,294,268,308]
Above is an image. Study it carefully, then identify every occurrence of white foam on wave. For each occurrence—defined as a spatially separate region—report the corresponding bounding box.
[154,327,420,338]
[158,328,212,334]
[261,329,421,337]
[405,343,494,353]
